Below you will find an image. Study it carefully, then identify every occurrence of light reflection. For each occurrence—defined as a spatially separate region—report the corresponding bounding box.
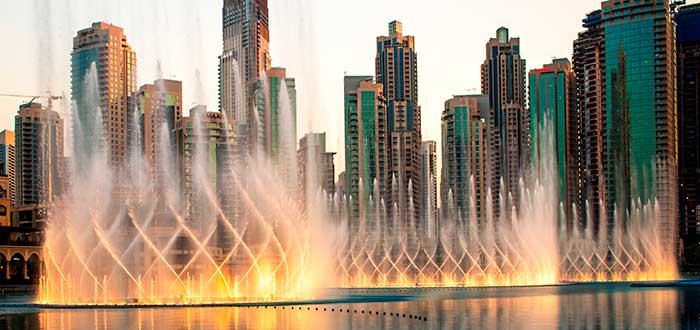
[1,287,695,329]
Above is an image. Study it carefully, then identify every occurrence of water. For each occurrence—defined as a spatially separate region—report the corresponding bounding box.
[42,64,676,304]
[2,284,699,329]
[37,0,675,305]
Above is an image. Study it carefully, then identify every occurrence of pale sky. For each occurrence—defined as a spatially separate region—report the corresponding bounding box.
[1,0,697,174]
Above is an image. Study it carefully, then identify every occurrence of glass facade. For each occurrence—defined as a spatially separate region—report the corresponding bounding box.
[529,69,569,210]
[605,19,656,208]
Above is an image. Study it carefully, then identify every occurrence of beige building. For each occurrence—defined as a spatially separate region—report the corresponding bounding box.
[376,21,422,234]
[138,79,183,184]
[71,22,137,171]
[0,130,15,207]
[14,102,64,229]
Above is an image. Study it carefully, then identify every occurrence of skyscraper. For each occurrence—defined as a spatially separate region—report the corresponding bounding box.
[175,105,238,262]
[138,79,183,184]
[255,68,297,158]
[71,22,137,171]
[573,9,606,234]
[0,130,15,207]
[298,132,336,204]
[601,0,677,245]
[481,27,527,214]
[676,3,700,265]
[14,102,64,227]
[376,20,422,231]
[220,0,271,138]
[421,141,437,236]
[529,59,578,224]
[253,67,297,193]
[441,95,489,223]
[344,76,388,229]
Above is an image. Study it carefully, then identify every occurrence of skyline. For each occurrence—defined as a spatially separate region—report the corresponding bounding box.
[0,1,695,322]
[1,0,699,174]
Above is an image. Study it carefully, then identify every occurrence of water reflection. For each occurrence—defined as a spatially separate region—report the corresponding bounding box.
[0,287,699,329]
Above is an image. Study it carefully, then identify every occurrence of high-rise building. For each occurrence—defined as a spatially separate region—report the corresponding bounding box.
[138,79,183,185]
[255,68,297,158]
[220,0,271,139]
[253,67,297,193]
[175,105,238,264]
[297,132,336,204]
[676,3,700,264]
[14,102,64,228]
[529,59,578,224]
[481,27,527,215]
[0,130,15,207]
[344,76,388,229]
[420,141,438,236]
[573,9,606,234]
[376,20,422,230]
[600,0,677,245]
[71,22,137,171]
[441,95,489,223]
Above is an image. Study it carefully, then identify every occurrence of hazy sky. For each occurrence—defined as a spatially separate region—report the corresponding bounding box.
[1,0,697,172]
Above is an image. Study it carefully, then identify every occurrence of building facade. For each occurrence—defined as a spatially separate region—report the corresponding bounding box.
[441,95,489,224]
[138,79,183,185]
[573,9,606,235]
[175,106,238,267]
[601,0,677,247]
[529,59,578,225]
[344,76,388,231]
[0,131,15,207]
[420,141,438,237]
[376,20,422,232]
[0,176,10,226]
[297,132,336,204]
[481,27,528,215]
[676,3,700,265]
[14,102,64,228]
[220,0,271,154]
[71,22,137,171]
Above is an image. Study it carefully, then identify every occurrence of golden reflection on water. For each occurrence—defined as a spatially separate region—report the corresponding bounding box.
[0,287,696,330]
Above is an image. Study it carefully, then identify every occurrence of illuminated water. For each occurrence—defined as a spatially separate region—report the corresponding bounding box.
[2,284,700,329]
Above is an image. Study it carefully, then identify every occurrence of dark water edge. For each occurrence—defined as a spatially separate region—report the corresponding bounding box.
[0,282,699,330]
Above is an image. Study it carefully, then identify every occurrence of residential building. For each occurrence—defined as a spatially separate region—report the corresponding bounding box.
[481,27,528,215]
[71,22,137,171]
[0,131,15,207]
[376,20,422,232]
[601,0,678,248]
[344,76,388,232]
[441,95,489,224]
[529,59,578,225]
[421,141,438,237]
[14,102,64,228]
[573,9,606,235]
[138,79,183,185]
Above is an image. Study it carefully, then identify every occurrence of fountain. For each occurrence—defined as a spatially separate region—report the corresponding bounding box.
[37,59,676,308]
[334,122,677,288]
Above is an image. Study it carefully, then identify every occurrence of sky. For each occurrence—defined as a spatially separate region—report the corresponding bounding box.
[1,0,697,174]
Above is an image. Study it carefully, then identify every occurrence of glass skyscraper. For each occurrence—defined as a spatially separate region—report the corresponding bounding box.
[529,59,578,224]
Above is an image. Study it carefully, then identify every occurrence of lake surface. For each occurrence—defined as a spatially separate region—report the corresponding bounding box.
[1,283,699,329]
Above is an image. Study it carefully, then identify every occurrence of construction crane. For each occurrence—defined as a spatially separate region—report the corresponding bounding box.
[0,93,63,111]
